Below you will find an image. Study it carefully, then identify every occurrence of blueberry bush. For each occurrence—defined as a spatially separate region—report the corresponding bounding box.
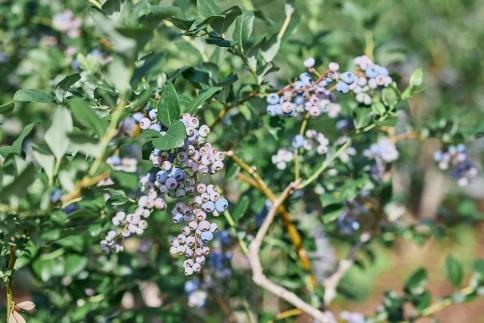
[0,0,483,322]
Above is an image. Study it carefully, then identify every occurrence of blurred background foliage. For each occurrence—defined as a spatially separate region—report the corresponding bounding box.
[0,0,483,322]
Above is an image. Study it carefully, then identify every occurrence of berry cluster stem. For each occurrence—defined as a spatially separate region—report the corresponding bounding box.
[294,112,310,181]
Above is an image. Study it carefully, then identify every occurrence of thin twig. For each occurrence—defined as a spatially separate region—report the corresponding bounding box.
[298,141,351,189]
[275,308,303,320]
[88,99,126,176]
[247,181,334,323]
[323,233,370,305]
[209,91,258,128]
[61,172,110,207]
[226,151,316,289]
[61,99,126,206]
[401,286,475,323]
[5,245,17,321]
[294,112,310,181]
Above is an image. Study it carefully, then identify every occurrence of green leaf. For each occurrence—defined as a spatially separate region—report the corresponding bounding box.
[55,73,81,102]
[68,98,106,137]
[445,255,464,288]
[64,254,87,277]
[8,123,36,156]
[68,132,102,157]
[111,171,139,190]
[382,87,399,108]
[410,68,424,87]
[1,164,36,200]
[185,87,221,114]
[206,32,237,47]
[152,120,186,150]
[157,81,180,126]
[12,124,33,152]
[261,34,281,63]
[233,11,255,52]
[402,68,424,100]
[107,57,131,92]
[45,108,73,160]
[131,52,164,87]
[208,6,242,34]
[32,253,65,282]
[232,196,249,221]
[0,102,15,114]
[372,101,386,115]
[32,147,55,181]
[404,267,428,295]
[353,108,372,129]
[14,89,54,103]
[197,0,220,17]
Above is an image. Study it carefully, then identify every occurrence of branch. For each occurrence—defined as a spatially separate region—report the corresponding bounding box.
[209,90,258,128]
[298,141,351,189]
[323,233,370,305]
[294,112,310,181]
[61,98,126,206]
[88,99,126,177]
[5,245,17,321]
[226,151,316,289]
[61,172,109,207]
[247,182,335,323]
[401,286,475,322]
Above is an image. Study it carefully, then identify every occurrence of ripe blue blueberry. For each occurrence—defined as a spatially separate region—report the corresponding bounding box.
[375,66,388,76]
[336,82,350,94]
[171,168,185,181]
[50,190,62,203]
[341,72,356,84]
[200,231,213,243]
[156,170,168,183]
[266,93,280,105]
[202,201,215,213]
[365,66,378,78]
[215,198,228,213]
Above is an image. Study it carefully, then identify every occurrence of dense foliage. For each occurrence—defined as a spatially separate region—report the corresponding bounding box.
[0,0,483,322]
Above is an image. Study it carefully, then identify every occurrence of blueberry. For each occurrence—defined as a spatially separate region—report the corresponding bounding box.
[266,93,280,105]
[375,66,388,76]
[50,190,62,203]
[200,231,213,243]
[335,82,350,94]
[365,66,378,78]
[202,201,216,213]
[156,170,168,183]
[215,198,228,213]
[63,203,79,215]
[171,168,185,181]
[341,72,356,84]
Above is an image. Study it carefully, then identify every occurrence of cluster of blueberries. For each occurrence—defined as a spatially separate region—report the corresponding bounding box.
[265,55,393,118]
[184,278,208,308]
[434,144,480,186]
[292,130,330,154]
[208,230,233,279]
[337,198,369,235]
[183,231,233,308]
[52,10,81,38]
[100,109,228,275]
[363,137,399,181]
[106,155,137,173]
